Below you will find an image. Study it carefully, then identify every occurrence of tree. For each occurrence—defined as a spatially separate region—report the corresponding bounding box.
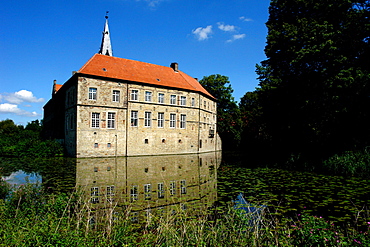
[256,0,370,159]
[200,75,242,149]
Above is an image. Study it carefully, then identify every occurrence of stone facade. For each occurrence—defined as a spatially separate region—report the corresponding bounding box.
[44,54,221,157]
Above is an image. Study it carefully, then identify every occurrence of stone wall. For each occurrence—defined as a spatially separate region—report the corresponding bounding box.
[64,75,221,157]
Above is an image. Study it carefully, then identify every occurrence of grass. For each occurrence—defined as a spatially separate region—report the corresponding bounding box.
[0,182,369,246]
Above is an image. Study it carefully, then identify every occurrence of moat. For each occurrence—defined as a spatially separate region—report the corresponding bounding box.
[1,152,369,228]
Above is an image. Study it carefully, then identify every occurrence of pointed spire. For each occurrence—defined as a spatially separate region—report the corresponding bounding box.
[99,12,113,56]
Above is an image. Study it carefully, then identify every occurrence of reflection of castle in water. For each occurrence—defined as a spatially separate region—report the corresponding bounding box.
[76,152,221,220]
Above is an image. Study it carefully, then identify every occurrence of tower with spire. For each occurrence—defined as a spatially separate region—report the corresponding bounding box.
[99,12,113,56]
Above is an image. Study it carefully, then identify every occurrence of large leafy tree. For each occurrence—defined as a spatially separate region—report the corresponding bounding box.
[200,74,242,149]
[257,0,370,158]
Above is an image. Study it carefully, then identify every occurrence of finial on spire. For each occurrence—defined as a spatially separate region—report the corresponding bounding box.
[99,12,113,56]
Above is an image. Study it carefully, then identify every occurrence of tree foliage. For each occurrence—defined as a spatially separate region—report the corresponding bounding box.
[256,0,370,159]
[0,119,63,157]
[200,75,242,149]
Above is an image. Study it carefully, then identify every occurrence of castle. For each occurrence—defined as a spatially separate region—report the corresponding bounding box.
[43,16,221,158]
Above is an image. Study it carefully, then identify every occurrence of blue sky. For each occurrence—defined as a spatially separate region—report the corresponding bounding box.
[0,0,270,125]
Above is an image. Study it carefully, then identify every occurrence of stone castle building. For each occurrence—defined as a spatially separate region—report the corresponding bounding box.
[43,16,221,158]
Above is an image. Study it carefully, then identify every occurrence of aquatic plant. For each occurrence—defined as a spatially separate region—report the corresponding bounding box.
[0,182,369,246]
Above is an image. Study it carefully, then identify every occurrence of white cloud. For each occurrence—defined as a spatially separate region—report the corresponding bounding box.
[217,22,236,32]
[0,103,39,117]
[1,90,44,105]
[226,33,246,43]
[239,16,253,22]
[192,25,213,41]
[136,0,166,8]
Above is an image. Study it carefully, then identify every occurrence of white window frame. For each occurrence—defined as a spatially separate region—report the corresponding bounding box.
[131,89,138,101]
[89,88,97,100]
[145,111,152,127]
[158,183,164,199]
[158,112,164,128]
[112,90,120,102]
[170,113,176,128]
[145,91,152,102]
[180,96,186,106]
[170,95,177,105]
[91,112,100,128]
[180,114,186,129]
[158,93,165,103]
[130,185,138,202]
[107,112,116,129]
[131,111,138,127]
[144,184,151,200]
[180,180,187,194]
[169,181,176,196]
[91,187,99,203]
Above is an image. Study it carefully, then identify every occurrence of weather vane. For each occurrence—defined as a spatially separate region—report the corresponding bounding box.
[105,11,109,19]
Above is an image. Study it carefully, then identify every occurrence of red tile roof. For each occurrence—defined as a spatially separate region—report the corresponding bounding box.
[55,84,63,92]
[78,54,214,99]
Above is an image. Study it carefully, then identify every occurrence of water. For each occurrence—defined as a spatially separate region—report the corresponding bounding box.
[1,152,369,227]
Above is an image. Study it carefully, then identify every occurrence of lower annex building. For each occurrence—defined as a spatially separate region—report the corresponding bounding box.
[43,16,221,158]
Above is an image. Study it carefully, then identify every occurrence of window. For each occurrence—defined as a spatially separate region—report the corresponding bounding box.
[180,96,186,106]
[130,185,138,202]
[131,111,138,127]
[112,90,120,102]
[92,113,100,128]
[91,187,99,203]
[145,112,152,127]
[107,143,111,148]
[158,183,164,199]
[89,88,97,100]
[180,180,187,194]
[191,97,195,107]
[180,114,186,129]
[170,113,176,128]
[94,143,98,148]
[169,181,176,196]
[170,95,176,105]
[145,91,152,102]
[107,185,115,202]
[158,93,164,103]
[204,100,207,108]
[158,112,164,128]
[107,112,116,129]
[131,90,138,101]
[144,184,151,200]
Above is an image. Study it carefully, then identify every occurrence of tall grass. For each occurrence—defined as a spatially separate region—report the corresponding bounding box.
[0,182,369,246]
[323,148,370,177]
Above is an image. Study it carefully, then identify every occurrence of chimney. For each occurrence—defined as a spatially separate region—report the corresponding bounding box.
[170,62,178,72]
[52,80,57,95]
